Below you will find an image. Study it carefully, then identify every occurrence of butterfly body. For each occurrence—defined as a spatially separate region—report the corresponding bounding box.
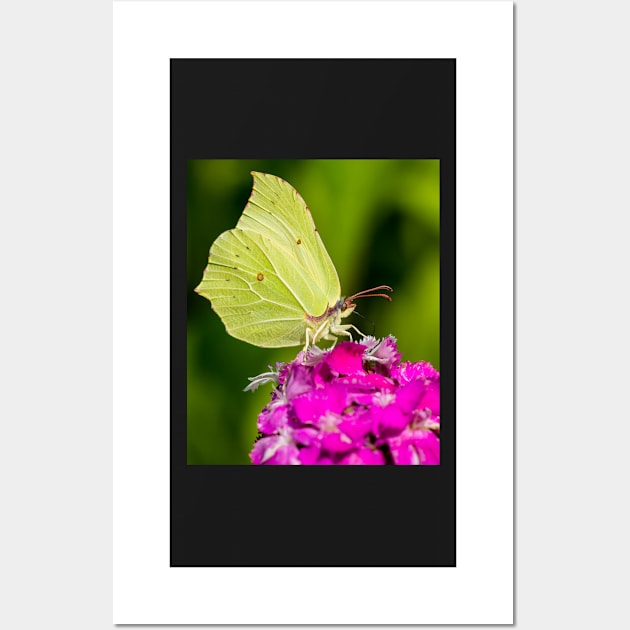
[195,172,389,348]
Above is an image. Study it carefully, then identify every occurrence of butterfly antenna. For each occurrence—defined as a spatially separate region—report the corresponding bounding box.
[345,285,393,306]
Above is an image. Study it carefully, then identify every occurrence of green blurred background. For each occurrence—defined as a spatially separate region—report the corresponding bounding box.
[187,160,440,464]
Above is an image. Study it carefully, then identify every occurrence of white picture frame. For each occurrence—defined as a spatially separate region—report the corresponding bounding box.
[113,0,513,623]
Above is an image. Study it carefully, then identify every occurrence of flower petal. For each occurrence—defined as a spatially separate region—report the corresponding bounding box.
[338,448,385,465]
[377,404,410,436]
[257,404,289,434]
[393,360,439,385]
[326,342,366,375]
[412,430,441,465]
[292,427,318,446]
[320,430,355,453]
[311,454,334,465]
[292,383,348,424]
[421,379,440,416]
[264,444,301,465]
[250,435,300,465]
[297,444,322,465]
[285,363,314,400]
[387,429,440,465]
[365,335,401,371]
[338,411,372,442]
[395,378,426,414]
[339,372,395,391]
[302,345,329,366]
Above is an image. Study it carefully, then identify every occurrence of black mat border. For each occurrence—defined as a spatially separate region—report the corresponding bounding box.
[171,59,455,566]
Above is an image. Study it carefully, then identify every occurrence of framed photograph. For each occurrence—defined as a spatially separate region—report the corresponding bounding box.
[114,0,512,623]
[173,59,454,568]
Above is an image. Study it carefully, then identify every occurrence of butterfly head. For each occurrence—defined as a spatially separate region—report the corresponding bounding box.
[303,286,392,348]
[339,298,357,318]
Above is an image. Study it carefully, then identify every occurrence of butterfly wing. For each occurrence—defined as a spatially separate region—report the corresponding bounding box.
[195,172,341,348]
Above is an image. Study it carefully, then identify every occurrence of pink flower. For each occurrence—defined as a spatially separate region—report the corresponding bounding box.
[248,336,440,465]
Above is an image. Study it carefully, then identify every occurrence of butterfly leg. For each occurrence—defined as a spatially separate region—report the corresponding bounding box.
[304,327,313,351]
[308,318,331,347]
[330,322,365,341]
[305,319,330,349]
[347,323,365,338]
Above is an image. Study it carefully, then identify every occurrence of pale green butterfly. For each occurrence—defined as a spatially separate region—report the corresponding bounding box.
[195,171,392,349]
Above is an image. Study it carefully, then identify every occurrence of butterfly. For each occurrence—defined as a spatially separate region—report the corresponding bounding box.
[195,171,392,349]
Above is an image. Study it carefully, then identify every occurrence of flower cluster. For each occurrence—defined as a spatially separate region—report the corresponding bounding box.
[247,336,440,465]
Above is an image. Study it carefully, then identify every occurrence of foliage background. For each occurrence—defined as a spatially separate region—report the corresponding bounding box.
[187,159,440,464]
